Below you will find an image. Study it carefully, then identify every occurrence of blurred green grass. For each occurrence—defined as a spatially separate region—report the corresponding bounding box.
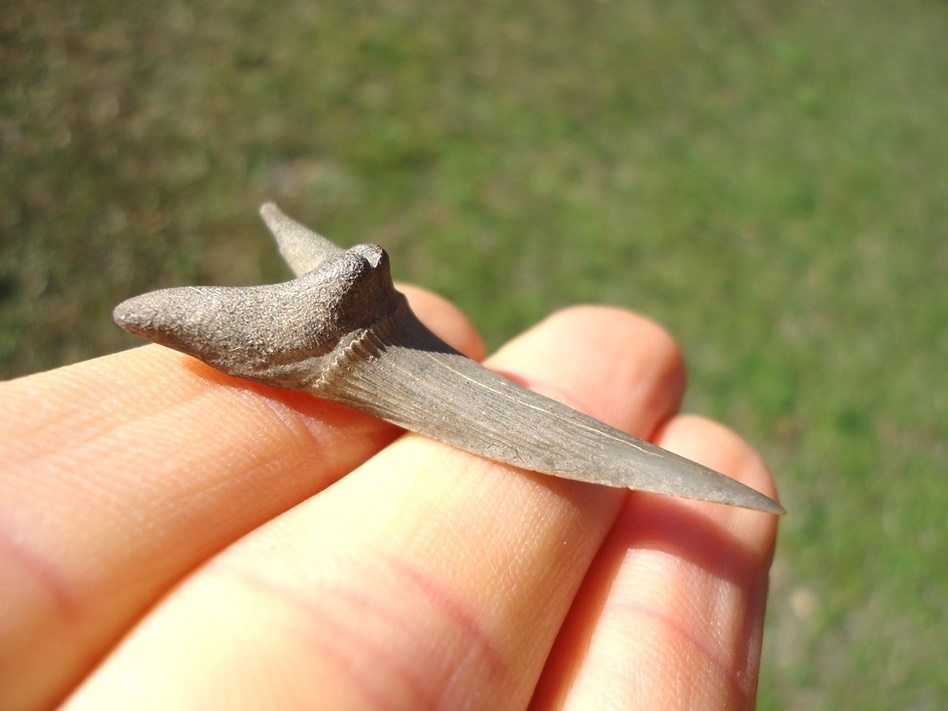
[2,1,946,708]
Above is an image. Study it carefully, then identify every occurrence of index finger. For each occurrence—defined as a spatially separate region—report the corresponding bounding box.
[0,286,480,711]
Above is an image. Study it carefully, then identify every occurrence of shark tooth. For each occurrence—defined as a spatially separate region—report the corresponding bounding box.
[113,203,785,515]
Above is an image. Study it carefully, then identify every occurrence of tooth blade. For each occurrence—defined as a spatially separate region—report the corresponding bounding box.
[312,332,785,515]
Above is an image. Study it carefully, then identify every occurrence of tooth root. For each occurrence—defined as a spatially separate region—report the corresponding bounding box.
[259,202,342,276]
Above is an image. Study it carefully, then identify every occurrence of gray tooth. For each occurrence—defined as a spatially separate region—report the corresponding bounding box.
[113,203,785,516]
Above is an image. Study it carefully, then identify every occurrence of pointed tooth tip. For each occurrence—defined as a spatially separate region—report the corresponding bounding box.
[693,472,785,515]
[764,498,787,516]
[665,447,786,515]
[735,490,786,515]
[625,451,785,514]
[636,477,784,514]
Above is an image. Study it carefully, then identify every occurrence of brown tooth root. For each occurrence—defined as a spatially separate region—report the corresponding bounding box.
[113,203,785,516]
[258,201,343,276]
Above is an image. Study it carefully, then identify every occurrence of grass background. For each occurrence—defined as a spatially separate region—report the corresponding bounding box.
[3,1,946,707]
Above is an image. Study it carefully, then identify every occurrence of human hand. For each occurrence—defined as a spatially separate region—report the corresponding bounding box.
[0,288,778,710]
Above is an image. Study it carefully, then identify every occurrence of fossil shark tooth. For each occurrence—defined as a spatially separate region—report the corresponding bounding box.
[113,203,785,515]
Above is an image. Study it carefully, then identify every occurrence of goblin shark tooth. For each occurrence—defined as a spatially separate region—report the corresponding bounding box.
[113,203,785,515]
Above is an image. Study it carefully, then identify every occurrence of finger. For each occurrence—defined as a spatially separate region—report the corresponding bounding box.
[397,284,487,362]
[531,415,779,710]
[64,307,688,710]
[0,288,480,711]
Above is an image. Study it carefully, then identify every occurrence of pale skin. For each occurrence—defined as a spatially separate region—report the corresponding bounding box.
[0,288,779,711]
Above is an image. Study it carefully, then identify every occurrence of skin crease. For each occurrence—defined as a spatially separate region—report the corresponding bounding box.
[0,288,778,711]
